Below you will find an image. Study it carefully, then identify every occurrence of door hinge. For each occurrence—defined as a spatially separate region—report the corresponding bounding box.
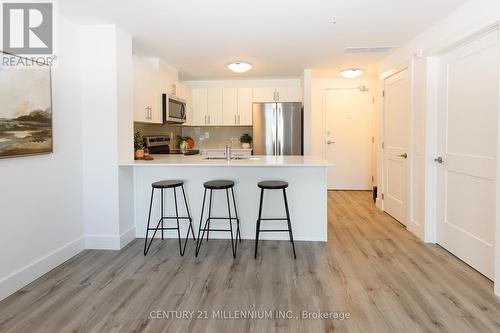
[372,137,374,143]
[382,142,385,149]
[382,90,385,98]
[371,175,374,182]
[381,193,384,200]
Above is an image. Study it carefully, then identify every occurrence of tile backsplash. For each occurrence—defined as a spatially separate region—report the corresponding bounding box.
[134,123,252,149]
[181,126,252,149]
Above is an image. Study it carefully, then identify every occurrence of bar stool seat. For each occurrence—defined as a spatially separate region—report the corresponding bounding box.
[257,180,288,189]
[204,180,235,190]
[152,180,184,189]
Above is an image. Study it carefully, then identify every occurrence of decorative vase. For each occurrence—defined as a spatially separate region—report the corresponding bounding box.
[135,149,145,159]
[241,142,251,149]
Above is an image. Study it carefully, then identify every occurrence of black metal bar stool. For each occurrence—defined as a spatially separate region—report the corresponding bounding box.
[195,180,241,258]
[144,180,196,256]
[254,181,297,259]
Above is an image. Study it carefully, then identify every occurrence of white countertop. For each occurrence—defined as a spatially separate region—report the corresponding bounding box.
[120,154,332,167]
[199,148,253,151]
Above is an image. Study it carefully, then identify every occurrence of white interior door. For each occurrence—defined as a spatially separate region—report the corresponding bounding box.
[436,30,498,279]
[383,69,410,225]
[324,88,373,190]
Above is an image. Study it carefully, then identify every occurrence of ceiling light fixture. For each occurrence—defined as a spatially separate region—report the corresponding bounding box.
[227,62,252,73]
[340,68,364,79]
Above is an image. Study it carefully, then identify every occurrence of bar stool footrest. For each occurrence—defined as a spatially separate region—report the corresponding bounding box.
[256,229,291,232]
[199,228,234,232]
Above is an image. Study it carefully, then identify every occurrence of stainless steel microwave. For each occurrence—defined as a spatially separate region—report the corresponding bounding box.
[162,94,186,124]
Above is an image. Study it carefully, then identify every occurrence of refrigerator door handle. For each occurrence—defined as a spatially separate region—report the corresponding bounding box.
[273,105,277,155]
[277,105,282,155]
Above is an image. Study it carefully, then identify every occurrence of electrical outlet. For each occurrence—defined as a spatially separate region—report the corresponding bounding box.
[204,132,210,139]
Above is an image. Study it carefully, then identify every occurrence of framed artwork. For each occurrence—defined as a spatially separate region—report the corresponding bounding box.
[0,51,53,159]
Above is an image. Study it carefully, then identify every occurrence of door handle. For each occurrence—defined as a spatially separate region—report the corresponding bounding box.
[326,140,335,145]
[434,156,444,164]
[398,153,408,159]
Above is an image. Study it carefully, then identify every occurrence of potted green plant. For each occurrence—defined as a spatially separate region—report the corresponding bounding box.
[134,130,145,159]
[240,133,252,149]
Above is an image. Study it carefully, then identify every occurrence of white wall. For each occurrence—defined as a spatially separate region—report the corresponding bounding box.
[0,14,85,300]
[80,25,135,250]
[379,0,500,296]
[302,69,313,155]
[311,77,381,187]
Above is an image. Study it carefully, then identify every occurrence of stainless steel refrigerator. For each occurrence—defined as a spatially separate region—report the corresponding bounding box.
[252,102,303,155]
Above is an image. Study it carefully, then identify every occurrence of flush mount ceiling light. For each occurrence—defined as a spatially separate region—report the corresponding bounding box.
[227,62,252,73]
[340,68,364,79]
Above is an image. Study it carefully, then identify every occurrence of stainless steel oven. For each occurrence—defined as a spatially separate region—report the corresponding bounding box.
[162,94,186,124]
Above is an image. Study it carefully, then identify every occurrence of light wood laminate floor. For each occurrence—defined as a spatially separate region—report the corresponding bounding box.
[1,191,500,332]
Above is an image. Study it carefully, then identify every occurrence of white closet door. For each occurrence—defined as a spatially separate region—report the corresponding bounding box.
[383,69,410,225]
[437,29,498,279]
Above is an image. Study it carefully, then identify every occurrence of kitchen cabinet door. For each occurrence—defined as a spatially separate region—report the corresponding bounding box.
[276,86,302,102]
[237,88,253,125]
[223,88,238,125]
[252,87,276,103]
[191,88,208,126]
[207,87,223,125]
[133,58,161,123]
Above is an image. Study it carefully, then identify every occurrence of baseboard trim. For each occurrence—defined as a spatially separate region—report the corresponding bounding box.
[85,226,136,250]
[0,237,84,301]
[120,226,136,249]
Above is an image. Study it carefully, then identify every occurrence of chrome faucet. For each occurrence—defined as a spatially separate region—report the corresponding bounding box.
[225,144,232,161]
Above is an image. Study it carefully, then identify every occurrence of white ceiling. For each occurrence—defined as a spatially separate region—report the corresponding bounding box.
[60,0,468,80]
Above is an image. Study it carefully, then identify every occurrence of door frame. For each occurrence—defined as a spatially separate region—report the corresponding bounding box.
[379,67,413,230]
[424,24,500,292]
[321,86,375,190]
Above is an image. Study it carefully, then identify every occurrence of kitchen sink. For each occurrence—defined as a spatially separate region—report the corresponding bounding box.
[204,156,261,160]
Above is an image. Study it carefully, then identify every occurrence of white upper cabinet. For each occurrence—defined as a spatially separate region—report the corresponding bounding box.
[191,88,208,126]
[252,86,302,103]
[252,87,276,103]
[276,86,302,102]
[237,88,253,125]
[191,87,223,126]
[207,88,223,125]
[133,57,161,123]
[223,88,238,125]
[222,88,252,126]
[187,82,301,126]
[176,82,190,101]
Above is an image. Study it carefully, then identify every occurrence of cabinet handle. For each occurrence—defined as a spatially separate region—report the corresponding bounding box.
[234,114,237,124]
[208,115,211,125]
[238,114,240,124]
[276,90,279,101]
[204,115,207,124]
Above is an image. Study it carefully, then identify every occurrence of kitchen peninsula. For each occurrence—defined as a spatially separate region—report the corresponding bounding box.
[120,155,331,242]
